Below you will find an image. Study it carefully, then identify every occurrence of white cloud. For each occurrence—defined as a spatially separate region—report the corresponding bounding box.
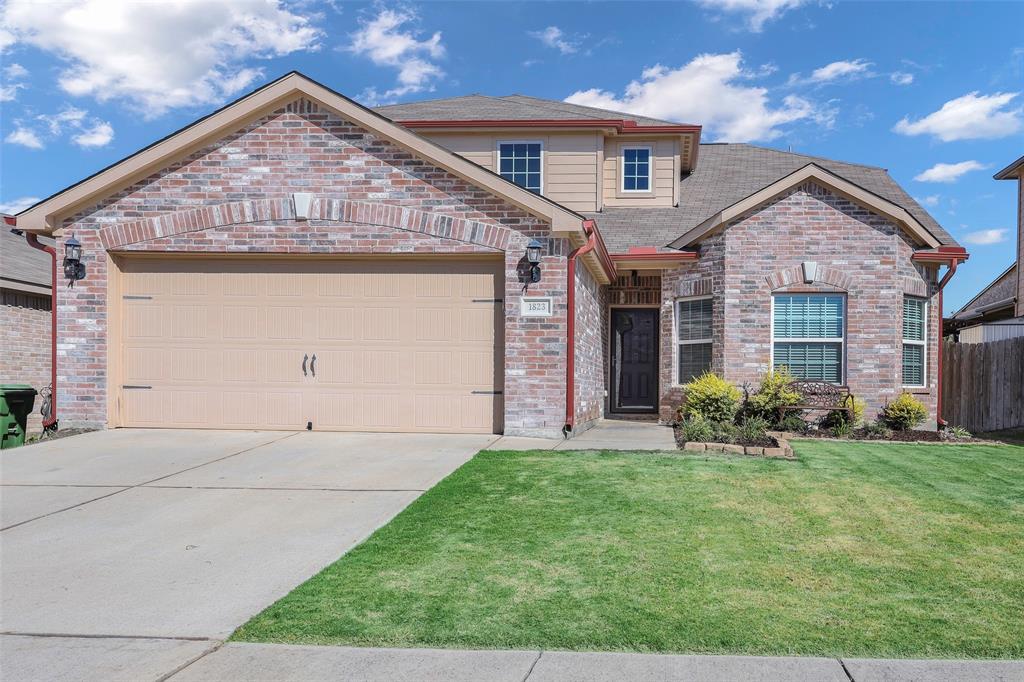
[4,105,115,149]
[894,91,1023,141]
[5,127,43,149]
[1,61,28,101]
[348,8,444,104]
[915,194,940,207]
[808,59,872,83]
[0,0,321,117]
[72,120,115,147]
[0,196,41,214]
[565,51,828,142]
[914,161,986,183]
[4,63,28,79]
[695,0,809,32]
[530,26,583,55]
[891,71,914,85]
[962,228,1008,245]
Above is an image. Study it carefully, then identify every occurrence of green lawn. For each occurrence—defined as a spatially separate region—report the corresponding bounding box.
[234,441,1024,658]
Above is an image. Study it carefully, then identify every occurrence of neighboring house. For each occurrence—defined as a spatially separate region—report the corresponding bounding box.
[10,72,965,437]
[0,223,53,433]
[948,155,1024,344]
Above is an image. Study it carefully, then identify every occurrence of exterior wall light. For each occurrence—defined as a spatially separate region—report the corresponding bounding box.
[526,239,543,284]
[63,235,86,286]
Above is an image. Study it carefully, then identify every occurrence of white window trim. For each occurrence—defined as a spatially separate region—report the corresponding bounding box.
[496,140,544,194]
[674,295,713,386]
[902,297,928,388]
[769,294,847,385]
[620,144,653,193]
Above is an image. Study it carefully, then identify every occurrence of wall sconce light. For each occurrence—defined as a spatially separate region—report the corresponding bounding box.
[63,235,86,286]
[526,239,543,284]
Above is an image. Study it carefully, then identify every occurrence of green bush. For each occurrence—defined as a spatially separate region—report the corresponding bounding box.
[678,414,714,442]
[681,372,741,423]
[821,396,866,429]
[942,425,972,442]
[713,421,740,444]
[831,420,852,438]
[738,416,769,443]
[879,393,929,431]
[747,368,803,422]
[778,412,809,434]
[861,419,893,440]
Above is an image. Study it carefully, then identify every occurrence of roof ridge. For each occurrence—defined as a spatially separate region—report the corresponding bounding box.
[502,93,683,125]
[704,142,887,172]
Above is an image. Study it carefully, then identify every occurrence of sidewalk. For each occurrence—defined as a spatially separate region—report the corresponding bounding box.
[164,642,1024,681]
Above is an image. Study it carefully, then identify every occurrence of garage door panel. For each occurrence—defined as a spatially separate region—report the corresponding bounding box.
[118,258,503,433]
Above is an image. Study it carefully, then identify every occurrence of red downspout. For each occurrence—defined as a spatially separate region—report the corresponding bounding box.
[564,220,599,435]
[7,216,59,430]
[934,258,959,429]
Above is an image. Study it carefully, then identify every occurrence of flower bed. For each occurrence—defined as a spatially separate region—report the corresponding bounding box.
[674,428,795,459]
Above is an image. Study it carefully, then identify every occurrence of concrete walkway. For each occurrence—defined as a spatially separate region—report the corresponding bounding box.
[149,642,1024,681]
[487,418,677,451]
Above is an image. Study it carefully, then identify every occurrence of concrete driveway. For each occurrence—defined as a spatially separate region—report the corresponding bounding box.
[0,428,494,681]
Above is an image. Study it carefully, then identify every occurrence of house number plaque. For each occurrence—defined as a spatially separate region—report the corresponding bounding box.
[520,296,553,317]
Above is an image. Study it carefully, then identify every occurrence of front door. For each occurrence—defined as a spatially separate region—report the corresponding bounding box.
[610,308,659,412]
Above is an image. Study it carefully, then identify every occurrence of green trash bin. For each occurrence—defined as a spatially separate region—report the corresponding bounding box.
[1,385,38,450]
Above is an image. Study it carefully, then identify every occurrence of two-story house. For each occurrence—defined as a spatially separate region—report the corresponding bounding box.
[10,72,966,437]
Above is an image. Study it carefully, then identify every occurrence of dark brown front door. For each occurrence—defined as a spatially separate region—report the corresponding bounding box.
[611,308,659,412]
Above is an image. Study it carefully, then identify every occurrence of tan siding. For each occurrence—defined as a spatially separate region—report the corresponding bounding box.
[603,138,677,207]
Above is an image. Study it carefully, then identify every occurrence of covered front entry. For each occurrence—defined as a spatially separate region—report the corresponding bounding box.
[113,257,504,433]
[609,308,660,413]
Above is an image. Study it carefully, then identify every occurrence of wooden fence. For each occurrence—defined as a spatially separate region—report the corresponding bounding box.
[941,336,1024,433]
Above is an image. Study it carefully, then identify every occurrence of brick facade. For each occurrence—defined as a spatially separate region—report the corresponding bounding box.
[1,290,51,433]
[56,97,582,437]
[654,182,939,424]
[573,260,606,430]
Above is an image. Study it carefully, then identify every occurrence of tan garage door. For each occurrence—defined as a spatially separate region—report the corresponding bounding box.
[116,258,504,433]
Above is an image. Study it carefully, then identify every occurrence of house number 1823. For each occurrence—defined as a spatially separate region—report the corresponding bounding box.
[521,297,553,317]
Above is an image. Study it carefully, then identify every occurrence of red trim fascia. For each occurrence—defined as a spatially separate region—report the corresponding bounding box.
[399,119,702,135]
[610,251,699,263]
[912,246,969,263]
[584,219,617,282]
[18,224,59,430]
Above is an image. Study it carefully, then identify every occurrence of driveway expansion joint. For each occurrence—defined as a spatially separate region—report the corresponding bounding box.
[521,650,544,681]
[838,657,856,681]
[1,631,216,642]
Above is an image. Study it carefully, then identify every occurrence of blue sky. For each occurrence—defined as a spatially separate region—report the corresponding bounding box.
[2,0,1022,310]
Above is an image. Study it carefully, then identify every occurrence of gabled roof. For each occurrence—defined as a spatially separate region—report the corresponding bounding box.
[951,262,1018,320]
[995,154,1024,180]
[375,94,691,128]
[14,72,587,237]
[587,143,957,252]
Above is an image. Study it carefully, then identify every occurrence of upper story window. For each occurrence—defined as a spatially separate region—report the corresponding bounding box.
[498,142,542,194]
[772,294,845,384]
[902,296,927,388]
[621,146,652,192]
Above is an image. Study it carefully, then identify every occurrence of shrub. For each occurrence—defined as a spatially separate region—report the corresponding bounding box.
[712,421,740,444]
[879,393,928,431]
[747,369,802,422]
[821,396,867,429]
[831,420,852,438]
[738,416,769,443]
[942,425,972,442]
[681,372,741,423]
[778,412,809,434]
[861,419,893,440]
[678,415,714,443]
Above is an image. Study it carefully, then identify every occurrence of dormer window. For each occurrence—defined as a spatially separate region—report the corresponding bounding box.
[622,146,652,192]
[498,141,542,194]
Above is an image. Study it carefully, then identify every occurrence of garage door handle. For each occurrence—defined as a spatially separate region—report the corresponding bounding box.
[302,354,308,376]
[310,354,317,377]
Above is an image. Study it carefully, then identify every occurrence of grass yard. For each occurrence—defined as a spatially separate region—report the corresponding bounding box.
[234,441,1024,658]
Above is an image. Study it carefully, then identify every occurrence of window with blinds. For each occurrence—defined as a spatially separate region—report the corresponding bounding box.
[902,296,927,387]
[772,294,845,383]
[677,297,713,383]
